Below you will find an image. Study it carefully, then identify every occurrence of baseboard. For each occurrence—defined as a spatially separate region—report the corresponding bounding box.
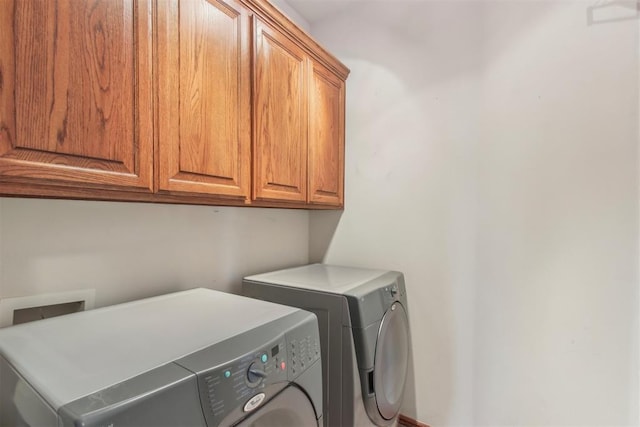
[398,414,430,427]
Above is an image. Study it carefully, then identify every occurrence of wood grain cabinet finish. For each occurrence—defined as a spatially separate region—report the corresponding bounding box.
[0,0,349,208]
[308,60,345,206]
[157,0,251,199]
[253,19,308,203]
[0,0,153,191]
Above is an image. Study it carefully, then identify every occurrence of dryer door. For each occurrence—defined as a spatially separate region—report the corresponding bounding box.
[373,302,409,420]
[235,385,318,427]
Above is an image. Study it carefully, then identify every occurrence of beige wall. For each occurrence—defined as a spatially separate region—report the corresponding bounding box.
[270,0,310,31]
[476,2,638,425]
[0,198,309,308]
[308,1,639,425]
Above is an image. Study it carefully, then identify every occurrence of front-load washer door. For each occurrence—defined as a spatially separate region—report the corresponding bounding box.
[373,302,409,420]
[235,385,318,427]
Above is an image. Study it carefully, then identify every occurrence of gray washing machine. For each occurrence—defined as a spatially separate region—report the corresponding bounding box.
[0,288,323,427]
[243,264,410,427]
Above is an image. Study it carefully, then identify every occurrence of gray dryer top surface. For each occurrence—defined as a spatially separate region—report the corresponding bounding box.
[244,263,400,297]
[0,288,298,411]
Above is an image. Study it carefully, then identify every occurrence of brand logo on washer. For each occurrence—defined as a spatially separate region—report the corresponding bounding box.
[243,393,266,412]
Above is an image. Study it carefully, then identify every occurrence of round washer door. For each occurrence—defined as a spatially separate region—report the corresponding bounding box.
[235,385,318,427]
[373,302,409,420]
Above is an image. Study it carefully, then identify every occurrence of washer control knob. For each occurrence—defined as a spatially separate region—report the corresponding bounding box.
[247,362,267,384]
[390,285,399,297]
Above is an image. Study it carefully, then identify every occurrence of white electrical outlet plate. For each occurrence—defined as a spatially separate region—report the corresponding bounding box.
[0,289,96,328]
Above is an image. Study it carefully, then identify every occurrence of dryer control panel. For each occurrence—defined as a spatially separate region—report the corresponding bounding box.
[345,272,408,329]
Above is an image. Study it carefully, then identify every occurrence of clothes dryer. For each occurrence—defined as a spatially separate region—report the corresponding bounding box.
[243,264,410,427]
[0,288,323,427]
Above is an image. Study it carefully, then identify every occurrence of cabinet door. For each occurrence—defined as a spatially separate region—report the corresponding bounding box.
[0,0,153,191]
[253,20,308,202]
[308,61,345,206]
[157,0,251,199]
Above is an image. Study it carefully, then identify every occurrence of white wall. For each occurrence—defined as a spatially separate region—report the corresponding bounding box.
[0,198,309,308]
[270,0,311,32]
[476,2,638,425]
[308,1,639,425]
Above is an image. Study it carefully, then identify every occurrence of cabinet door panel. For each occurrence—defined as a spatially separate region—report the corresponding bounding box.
[253,20,307,202]
[158,0,251,198]
[308,61,345,206]
[0,0,153,190]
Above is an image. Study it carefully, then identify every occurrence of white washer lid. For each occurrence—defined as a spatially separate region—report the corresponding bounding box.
[244,264,389,295]
[0,288,297,410]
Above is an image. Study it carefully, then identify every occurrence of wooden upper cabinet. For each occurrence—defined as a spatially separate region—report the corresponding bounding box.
[0,0,349,208]
[253,19,308,203]
[0,0,153,191]
[157,0,251,199]
[308,60,345,206]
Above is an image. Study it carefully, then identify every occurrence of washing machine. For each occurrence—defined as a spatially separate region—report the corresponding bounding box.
[0,288,323,427]
[243,264,410,427]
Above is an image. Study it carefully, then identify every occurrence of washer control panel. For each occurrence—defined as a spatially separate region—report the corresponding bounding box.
[181,311,322,426]
[193,319,321,426]
[197,338,288,426]
[288,333,321,378]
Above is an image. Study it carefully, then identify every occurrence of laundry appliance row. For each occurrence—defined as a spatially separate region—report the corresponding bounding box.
[0,264,411,427]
